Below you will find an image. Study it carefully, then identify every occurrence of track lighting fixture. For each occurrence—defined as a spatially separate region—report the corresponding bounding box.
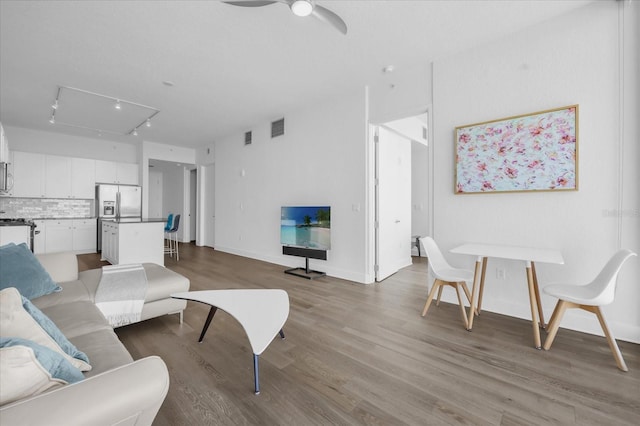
[49,86,160,137]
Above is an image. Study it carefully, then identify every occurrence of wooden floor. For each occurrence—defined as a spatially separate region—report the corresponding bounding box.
[79,244,640,425]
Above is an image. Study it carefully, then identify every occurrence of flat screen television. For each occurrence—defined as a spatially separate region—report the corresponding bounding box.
[280,206,331,251]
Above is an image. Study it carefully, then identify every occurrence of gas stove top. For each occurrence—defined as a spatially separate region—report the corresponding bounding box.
[0,218,36,227]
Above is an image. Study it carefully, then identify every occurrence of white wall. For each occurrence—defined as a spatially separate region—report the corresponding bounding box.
[214,89,369,282]
[147,169,163,218]
[411,141,429,252]
[3,126,137,162]
[431,1,639,342]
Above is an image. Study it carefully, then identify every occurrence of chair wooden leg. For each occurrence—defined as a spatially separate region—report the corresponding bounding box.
[454,284,469,329]
[422,279,441,317]
[546,301,561,334]
[435,285,444,306]
[543,300,570,350]
[592,306,628,372]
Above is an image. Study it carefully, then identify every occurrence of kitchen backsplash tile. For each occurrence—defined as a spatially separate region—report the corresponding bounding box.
[0,197,93,219]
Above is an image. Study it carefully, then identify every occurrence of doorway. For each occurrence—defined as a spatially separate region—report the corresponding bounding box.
[373,109,431,281]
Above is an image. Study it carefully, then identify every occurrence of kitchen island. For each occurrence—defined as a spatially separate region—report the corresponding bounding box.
[101,218,166,266]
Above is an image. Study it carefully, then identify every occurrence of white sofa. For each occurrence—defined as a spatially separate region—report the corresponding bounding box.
[0,252,190,425]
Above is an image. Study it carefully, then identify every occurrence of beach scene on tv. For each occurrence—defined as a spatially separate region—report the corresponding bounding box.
[281,206,331,250]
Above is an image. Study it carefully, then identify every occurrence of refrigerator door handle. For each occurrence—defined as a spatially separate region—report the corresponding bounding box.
[116,191,120,218]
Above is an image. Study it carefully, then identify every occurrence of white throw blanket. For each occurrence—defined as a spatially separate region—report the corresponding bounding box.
[96,264,148,327]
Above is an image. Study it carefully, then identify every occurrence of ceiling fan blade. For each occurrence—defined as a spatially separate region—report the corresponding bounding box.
[223,1,279,7]
[312,4,347,35]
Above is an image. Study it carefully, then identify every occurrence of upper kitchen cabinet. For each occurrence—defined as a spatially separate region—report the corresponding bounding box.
[45,155,72,199]
[71,157,95,198]
[45,155,95,199]
[11,151,45,198]
[95,160,139,185]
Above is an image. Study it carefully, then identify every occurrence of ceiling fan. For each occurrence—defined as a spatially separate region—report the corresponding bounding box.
[223,0,348,35]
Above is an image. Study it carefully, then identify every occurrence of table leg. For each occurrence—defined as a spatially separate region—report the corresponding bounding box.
[477,257,488,314]
[531,262,545,328]
[253,354,260,395]
[526,262,542,349]
[198,306,218,343]
[467,257,484,331]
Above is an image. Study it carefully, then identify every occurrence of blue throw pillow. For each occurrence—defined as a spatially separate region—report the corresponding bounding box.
[0,337,85,384]
[0,243,61,300]
[20,295,91,365]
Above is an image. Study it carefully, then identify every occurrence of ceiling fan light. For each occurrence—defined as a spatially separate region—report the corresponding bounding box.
[291,0,313,17]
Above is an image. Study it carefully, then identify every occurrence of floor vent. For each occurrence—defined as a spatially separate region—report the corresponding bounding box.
[244,131,252,145]
[271,118,285,138]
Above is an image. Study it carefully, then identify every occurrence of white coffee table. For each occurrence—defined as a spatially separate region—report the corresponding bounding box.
[171,289,290,394]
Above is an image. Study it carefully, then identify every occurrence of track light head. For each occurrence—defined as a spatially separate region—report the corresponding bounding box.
[115,100,121,110]
[49,116,55,124]
[52,100,58,110]
[132,128,138,136]
[146,119,151,128]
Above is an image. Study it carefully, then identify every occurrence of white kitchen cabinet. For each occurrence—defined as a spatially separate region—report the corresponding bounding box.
[0,226,31,248]
[101,220,163,266]
[116,162,139,185]
[11,151,45,198]
[44,219,74,253]
[43,219,96,254]
[45,156,95,199]
[71,158,95,199]
[33,220,46,254]
[101,220,118,264]
[45,155,72,199]
[72,219,96,254]
[95,160,138,185]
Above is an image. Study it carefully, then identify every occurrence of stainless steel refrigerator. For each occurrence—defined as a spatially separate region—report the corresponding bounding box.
[96,184,142,251]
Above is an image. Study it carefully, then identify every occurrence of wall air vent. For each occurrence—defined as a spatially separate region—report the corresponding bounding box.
[271,118,285,138]
[244,131,252,145]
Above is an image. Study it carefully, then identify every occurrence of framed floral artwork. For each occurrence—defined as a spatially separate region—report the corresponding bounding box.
[455,105,578,194]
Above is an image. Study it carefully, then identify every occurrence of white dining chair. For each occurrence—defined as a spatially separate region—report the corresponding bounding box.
[543,249,637,371]
[419,237,476,328]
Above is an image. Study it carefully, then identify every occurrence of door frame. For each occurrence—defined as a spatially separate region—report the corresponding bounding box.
[367,105,434,282]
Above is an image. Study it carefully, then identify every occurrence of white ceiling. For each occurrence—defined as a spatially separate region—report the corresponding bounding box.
[0,0,594,149]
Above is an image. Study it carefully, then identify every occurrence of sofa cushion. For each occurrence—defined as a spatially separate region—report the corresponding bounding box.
[0,288,91,372]
[40,301,112,339]
[0,243,61,300]
[0,337,84,405]
[69,330,134,378]
[32,279,92,310]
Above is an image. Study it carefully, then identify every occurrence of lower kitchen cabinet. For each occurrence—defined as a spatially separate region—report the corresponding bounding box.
[45,220,74,253]
[43,219,96,254]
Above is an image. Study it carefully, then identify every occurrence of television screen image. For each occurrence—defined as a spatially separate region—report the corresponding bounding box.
[281,206,331,250]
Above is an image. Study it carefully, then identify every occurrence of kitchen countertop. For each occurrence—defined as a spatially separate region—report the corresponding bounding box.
[101,218,166,224]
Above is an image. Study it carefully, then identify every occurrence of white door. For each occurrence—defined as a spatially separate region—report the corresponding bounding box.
[203,164,215,248]
[375,125,412,281]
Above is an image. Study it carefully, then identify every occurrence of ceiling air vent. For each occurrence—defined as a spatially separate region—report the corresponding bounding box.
[244,131,252,145]
[271,118,285,138]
